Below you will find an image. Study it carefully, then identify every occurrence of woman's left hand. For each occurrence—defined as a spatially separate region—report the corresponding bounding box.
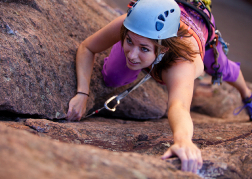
[161,139,203,173]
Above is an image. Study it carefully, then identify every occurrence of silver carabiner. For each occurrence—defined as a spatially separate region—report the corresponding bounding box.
[104,95,120,112]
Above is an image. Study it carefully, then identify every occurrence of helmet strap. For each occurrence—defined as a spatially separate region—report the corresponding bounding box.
[152,39,164,65]
[157,39,162,55]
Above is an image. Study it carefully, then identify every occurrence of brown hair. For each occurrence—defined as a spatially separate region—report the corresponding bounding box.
[120,24,199,81]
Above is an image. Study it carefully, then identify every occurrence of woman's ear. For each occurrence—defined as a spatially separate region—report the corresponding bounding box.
[161,47,169,53]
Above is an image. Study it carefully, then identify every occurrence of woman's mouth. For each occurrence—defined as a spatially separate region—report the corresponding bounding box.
[128,58,140,65]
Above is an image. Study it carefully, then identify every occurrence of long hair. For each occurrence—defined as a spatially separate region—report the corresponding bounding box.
[120,24,199,82]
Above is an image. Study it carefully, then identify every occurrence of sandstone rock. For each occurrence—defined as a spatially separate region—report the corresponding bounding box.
[0,0,167,120]
[192,76,252,121]
[199,133,252,178]
[23,118,173,155]
[0,123,201,179]
[12,117,249,155]
[1,113,251,178]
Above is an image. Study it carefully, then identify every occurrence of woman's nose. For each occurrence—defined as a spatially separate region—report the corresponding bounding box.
[127,47,138,59]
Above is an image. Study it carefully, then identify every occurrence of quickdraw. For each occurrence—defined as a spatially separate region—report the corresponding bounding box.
[210,44,222,85]
[84,67,153,118]
[208,30,230,85]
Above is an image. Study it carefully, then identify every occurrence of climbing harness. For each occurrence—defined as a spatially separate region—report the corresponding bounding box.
[210,32,222,85]
[173,0,229,85]
[175,0,214,44]
[206,30,229,85]
[216,30,229,56]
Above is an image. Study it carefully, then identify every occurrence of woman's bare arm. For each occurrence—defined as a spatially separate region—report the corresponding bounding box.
[67,14,127,121]
[161,35,204,173]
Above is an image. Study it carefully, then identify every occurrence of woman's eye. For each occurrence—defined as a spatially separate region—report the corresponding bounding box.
[141,47,149,52]
[126,38,132,44]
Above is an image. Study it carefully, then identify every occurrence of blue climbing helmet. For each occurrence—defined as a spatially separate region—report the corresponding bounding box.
[123,0,181,40]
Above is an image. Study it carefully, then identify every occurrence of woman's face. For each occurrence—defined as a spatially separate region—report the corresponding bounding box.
[123,31,156,70]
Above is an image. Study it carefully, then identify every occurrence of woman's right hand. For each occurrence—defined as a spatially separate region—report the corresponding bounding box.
[161,139,203,173]
[66,94,88,121]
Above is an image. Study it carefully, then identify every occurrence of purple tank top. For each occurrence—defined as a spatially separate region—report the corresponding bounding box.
[178,3,215,56]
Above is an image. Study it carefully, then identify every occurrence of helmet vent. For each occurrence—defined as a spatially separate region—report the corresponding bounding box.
[170,9,175,13]
[158,14,165,21]
[156,22,164,31]
[164,11,169,17]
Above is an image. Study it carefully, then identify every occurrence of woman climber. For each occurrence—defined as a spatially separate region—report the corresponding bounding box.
[66,0,252,173]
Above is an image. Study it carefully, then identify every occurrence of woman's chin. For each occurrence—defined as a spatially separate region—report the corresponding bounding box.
[126,62,141,71]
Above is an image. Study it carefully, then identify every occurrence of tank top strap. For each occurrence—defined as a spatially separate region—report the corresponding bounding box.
[180,20,204,60]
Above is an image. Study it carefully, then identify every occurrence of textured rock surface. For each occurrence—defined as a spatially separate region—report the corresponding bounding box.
[200,134,252,179]
[0,123,201,179]
[1,110,251,178]
[0,0,167,120]
[191,76,252,119]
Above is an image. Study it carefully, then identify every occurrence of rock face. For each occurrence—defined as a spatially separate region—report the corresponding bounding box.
[0,0,167,120]
[1,111,252,179]
[0,123,201,179]
[0,0,252,178]
[191,76,252,119]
